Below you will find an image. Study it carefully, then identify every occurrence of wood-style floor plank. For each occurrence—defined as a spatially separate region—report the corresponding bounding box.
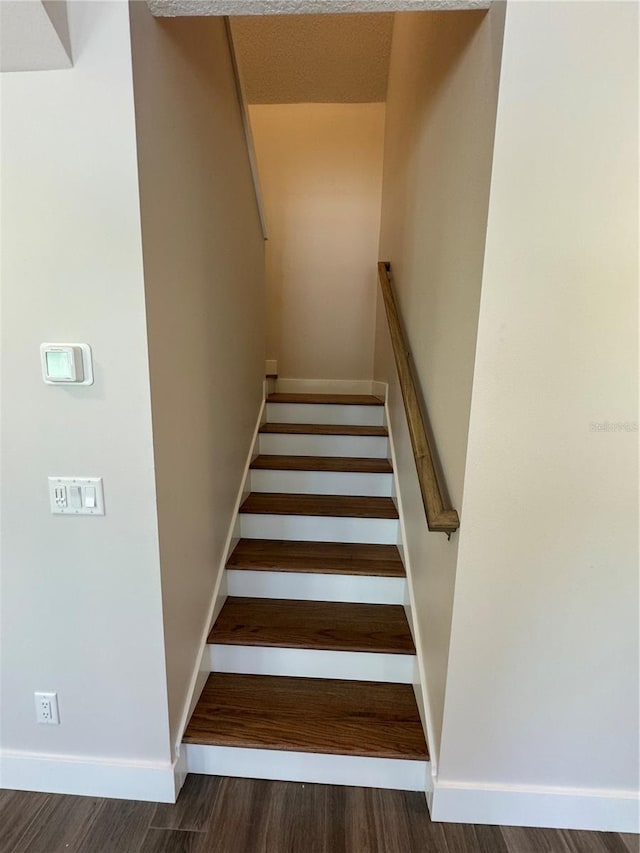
[11,793,103,853]
[443,823,510,853]
[620,834,640,853]
[76,799,155,853]
[227,539,405,577]
[138,828,205,853]
[206,780,347,853]
[260,422,388,436]
[344,788,431,853]
[149,774,220,833]
[501,825,574,853]
[250,454,393,473]
[209,597,415,654]
[240,492,399,519]
[183,673,428,760]
[0,781,634,853]
[0,790,50,853]
[197,778,272,853]
[267,393,384,406]
[560,829,632,853]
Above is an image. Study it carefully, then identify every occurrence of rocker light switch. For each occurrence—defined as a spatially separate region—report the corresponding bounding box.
[48,478,104,515]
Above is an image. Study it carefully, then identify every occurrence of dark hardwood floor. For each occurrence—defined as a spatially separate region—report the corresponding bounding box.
[1,777,636,853]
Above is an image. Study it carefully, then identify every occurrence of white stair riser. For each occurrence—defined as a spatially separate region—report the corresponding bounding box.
[259,433,389,458]
[183,744,428,791]
[226,569,406,604]
[266,403,384,426]
[208,645,415,683]
[250,469,393,497]
[240,514,398,545]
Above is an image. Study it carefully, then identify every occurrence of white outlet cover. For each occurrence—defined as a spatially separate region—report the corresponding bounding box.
[35,692,60,724]
[48,477,105,515]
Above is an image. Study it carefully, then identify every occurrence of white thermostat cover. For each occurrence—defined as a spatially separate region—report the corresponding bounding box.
[41,343,94,385]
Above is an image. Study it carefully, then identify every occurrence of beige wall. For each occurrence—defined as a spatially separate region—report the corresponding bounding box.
[374,7,505,765]
[0,0,171,766]
[129,4,266,750]
[438,0,639,801]
[250,103,385,381]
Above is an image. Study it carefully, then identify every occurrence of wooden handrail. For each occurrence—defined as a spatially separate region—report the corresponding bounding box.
[378,262,460,536]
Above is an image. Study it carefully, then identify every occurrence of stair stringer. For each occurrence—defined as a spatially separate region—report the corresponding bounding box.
[382,381,438,796]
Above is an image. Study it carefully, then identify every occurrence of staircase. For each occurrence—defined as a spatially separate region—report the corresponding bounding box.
[181,391,430,791]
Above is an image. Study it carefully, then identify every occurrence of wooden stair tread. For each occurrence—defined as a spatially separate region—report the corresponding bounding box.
[226,540,405,577]
[183,673,428,760]
[209,597,415,654]
[260,422,388,437]
[267,393,384,406]
[240,493,399,519]
[250,455,393,474]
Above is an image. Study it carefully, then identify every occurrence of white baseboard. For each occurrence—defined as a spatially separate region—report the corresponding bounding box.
[173,398,266,756]
[430,779,640,833]
[383,386,436,775]
[0,749,179,803]
[184,743,429,791]
[275,378,375,395]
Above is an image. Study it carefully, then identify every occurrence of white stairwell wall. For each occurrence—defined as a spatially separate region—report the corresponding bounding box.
[128,2,266,770]
[376,2,639,833]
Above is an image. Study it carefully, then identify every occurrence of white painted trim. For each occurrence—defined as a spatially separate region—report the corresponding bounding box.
[265,402,384,427]
[372,380,388,400]
[275,378,375,395]
[208,644,416,683]
[384,387,438,782]
[226,568,406,604]
[0,749,178,803]
[430,779,640,833]
[183,744,429,791]
[240,513,398,545]
[173,398,266,757]
[250,468,393,497]
[259,433,388,458]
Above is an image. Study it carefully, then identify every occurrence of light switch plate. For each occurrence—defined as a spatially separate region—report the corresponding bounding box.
[48,477,105,515]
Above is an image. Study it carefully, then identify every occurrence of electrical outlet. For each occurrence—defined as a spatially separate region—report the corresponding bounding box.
[35,692,60,724]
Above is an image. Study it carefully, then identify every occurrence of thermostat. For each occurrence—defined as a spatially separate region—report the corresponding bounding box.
[40,343,93,385]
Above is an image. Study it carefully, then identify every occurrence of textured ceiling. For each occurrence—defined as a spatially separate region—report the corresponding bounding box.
[231,13,393,103]
[149,1,490,16]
